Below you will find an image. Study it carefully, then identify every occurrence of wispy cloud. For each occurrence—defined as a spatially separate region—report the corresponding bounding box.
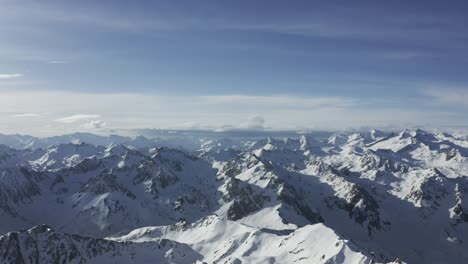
[1,1,458,43]
[423,88,468,107]
[55,114,101,123]
[48,60,67,64]
[0,3,176,34]
[198,95,358,108]
[13,113,40,118]
[0,74,23,79]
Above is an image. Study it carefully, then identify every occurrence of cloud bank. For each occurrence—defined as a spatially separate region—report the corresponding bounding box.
[0,90,465,136]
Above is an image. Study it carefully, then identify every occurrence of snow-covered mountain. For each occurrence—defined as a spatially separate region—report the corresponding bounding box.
[0,225,201,263]
[0,129,467,263]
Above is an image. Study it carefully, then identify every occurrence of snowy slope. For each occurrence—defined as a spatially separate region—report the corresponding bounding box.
[114,215,373,264]
[0,129,467,263]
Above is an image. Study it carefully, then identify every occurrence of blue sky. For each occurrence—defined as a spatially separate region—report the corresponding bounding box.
[0,0,467,135]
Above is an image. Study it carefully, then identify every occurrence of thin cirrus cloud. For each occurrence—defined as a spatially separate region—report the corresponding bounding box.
[2,2,457,44]
[0,74,23,79]
[48,60,67,64]
[198,95,358,108]
[423,88,468,107]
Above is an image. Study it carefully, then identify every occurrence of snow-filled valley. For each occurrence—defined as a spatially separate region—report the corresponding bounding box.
[0,129,467,263]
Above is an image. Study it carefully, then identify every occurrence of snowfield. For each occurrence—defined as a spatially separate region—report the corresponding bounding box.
[0,129,466,263]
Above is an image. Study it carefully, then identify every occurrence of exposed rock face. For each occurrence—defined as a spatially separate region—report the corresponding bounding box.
[223,177,270,220]
[0,225,201,264]
[332,184,382,236]
[452,183,468,223]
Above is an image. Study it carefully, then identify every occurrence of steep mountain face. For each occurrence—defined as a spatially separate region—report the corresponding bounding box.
[0,129,467,263]
[0,225,201,264]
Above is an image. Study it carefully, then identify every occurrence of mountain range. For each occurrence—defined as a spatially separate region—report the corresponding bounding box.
[0,129,466,263]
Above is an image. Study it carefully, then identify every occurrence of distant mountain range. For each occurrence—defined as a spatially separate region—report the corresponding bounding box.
[0,129,467,263]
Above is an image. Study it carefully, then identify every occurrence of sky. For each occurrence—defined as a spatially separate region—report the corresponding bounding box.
[1,0,467,136]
